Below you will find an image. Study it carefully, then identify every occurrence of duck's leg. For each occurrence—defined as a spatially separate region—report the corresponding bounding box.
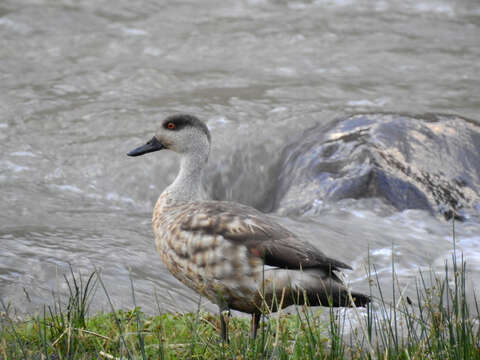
[219,306,231,342]
[250,312,261,339]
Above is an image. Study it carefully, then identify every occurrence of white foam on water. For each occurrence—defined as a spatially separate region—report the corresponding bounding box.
[50,184,83,194]
[144,47,162,56]
[413,2,454,16]
[351,210,367,218]
[456,236,480,266]
[209,116,229,127]
[347,97,389,107]
[1,160,29,173]
[123,27,148,36]
[270,107,287,113]
[11,151,37,157]
[275,67,297,77]
[314,0,354,6]
[245,0,269,5]
[371,248,393,257]
[106,192,135,205]
[287,2,308,10]
[0,18,31,34]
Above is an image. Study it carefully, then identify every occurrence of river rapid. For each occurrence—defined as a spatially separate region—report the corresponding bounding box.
[1,0,480,316]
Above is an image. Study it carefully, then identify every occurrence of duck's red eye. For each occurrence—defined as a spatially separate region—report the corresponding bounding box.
[167,122,175,130]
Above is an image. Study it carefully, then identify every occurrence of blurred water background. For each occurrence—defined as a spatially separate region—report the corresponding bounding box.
[1,0,479,316]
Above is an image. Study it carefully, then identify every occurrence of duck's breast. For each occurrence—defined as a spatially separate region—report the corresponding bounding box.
[153,204,264,310]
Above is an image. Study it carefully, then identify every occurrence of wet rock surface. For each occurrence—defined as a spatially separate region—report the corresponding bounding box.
[274,113,480,220]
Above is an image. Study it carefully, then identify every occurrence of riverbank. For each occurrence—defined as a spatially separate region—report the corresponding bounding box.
[1,250,478,360]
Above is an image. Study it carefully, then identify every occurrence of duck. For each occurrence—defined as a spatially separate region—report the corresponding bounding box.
[127,114,370,341]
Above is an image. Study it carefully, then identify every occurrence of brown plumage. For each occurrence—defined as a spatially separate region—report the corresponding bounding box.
[128,114,370,341]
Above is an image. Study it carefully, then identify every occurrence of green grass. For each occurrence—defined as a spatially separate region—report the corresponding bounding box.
[1,301,332,359]
[2,221,480,359]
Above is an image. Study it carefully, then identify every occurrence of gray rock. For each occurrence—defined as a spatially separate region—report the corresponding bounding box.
[274,113,480,220]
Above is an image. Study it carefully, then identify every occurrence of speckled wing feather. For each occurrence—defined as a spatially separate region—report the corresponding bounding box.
[179,201,352,271]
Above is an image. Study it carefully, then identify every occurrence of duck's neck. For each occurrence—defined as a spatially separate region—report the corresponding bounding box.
[161,151,208,206]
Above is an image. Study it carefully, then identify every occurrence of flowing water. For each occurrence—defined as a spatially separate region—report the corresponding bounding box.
[1,0,480,316]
